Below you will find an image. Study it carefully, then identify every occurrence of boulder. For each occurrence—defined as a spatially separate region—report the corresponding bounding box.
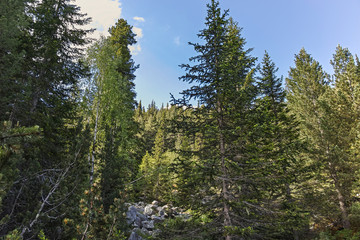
[142,220,155,230]
[129,230,143,240]
[126,206,138,224]
[151,215,163,224]
[144,204,153,216]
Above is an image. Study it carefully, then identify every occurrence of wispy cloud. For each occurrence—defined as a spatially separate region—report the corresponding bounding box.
[133,16,145,22]
[133,27,143,39]
[174,36,181,46]
[131,27,143,55]
[75,0,143,54]
[75,0,122,39]
[129,45,142,56]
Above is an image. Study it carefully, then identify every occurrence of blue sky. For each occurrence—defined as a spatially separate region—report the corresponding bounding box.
[75,0,360,107]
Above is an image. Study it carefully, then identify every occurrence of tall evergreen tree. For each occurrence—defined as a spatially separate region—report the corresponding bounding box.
[0,0,28,122]
[256,51,307,238]
[172,1,261,238]
[0,0,92,237]
[286,47,358,230]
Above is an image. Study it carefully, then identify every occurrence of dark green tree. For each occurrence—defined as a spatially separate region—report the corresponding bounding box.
[0,0,92,238]
[0,0,28,122]
[255,51,308,238]
[100,19,139,213]
[172,1,260,238]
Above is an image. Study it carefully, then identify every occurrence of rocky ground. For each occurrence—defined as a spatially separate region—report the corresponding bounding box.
[126,201,190,240]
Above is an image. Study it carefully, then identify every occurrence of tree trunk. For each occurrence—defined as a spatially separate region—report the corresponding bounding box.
[89,101,100,186]
[217,99,232,240]
[328,162,350,229]
[82,100,100,240]
[332,172,350,229]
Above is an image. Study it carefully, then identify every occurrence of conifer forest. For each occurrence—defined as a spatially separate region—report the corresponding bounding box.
[2,0,360,239]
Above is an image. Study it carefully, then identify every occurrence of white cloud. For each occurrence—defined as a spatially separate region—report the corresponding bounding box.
[174,36,181,46]
[131,27,143,55]
[133,16,145,22]
[129,45,142,56]
[75,0,122,39]
[75,0,143,54]
[133,27,143,39]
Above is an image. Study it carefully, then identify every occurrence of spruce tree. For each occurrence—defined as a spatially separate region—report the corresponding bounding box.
[0,0,92,237]
[0,0,28,122]
[256,51,307,238]
[172,1,260,238]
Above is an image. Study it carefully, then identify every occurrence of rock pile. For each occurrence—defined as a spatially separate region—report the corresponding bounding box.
[126,201,188,240]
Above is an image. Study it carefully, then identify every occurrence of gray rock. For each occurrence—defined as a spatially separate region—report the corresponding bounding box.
[158,209,165,217]
[142,220,155,229]
[135,216,142,228]
[144,205,153,216]
[140,227,151,236]
[126,206,138,224]
[136,207,145,213]
[151,215,163,224]
[151,229,161,237]
[136,211,147,221]
[127,201,189,239]
[129,230,143,240]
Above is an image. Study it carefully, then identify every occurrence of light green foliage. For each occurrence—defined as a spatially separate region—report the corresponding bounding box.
[286,46,360,231]
[78,18,139,238]
[38,230,49,240]
[76,178,128,239]
[154,214,222,240]
[4,229,21,240]
[135,104,183,203]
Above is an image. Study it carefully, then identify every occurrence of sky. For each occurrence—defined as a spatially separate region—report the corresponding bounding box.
[74,0,360,107]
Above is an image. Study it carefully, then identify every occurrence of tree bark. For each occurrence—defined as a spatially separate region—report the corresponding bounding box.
[331,170,350,229]
[217,99,232,240]
[89,101,100,186]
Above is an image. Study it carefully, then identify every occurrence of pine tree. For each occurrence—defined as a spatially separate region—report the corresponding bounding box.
[172,1,259,238]
[325,46,360,229]
[286,47,358,230]
[0,0,92,237]
[0,0,28,122]
[256,51,307,238]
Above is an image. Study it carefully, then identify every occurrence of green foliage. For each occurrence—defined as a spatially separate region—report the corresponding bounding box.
[38,230,49,240]
[1,0,360,238]
[0,121,41,210]
[0,0,92,237]
[154,214,221,240]
[89,19,138,212]
[76,178,128,239]
[317,229,360,240]
[4,229,21,240]
[286,46,360,231]
[0,0,27,122]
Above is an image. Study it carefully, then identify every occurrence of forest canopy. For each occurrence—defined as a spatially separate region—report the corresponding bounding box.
[1,0,360,239]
